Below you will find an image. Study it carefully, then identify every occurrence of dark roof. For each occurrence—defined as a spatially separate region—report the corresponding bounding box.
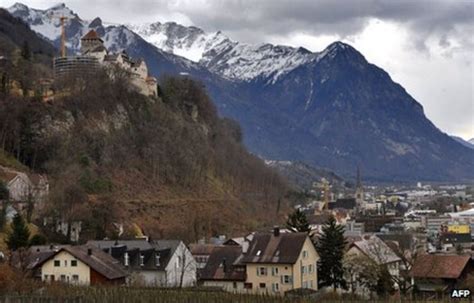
[34,245,127,280]
[328,198,356,210]
[410,254,471,279]
[87,240,153,251]
[200,246,245,281]
[87,239,181,271]
[240,232,309,264]
[81,30,103,41]
[190,244,218,255]
[440,233,473,244]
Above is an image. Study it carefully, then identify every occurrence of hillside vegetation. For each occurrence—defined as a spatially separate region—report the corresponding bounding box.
[0,10,289,242]
[0,60,288,242]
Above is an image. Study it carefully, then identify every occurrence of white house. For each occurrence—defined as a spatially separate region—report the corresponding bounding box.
[87,239,197,287]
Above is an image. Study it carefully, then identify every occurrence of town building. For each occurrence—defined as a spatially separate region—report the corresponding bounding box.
[346,235,402,294]
[0,166,48,204]
[87,239,197,287]
[27,245,127,285]
[410,254,473,295]
[199,245,247,292]
[240,228,319,295]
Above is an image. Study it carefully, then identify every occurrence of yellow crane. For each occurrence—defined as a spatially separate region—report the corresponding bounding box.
[321,178,330,210]
[49,14,69,57]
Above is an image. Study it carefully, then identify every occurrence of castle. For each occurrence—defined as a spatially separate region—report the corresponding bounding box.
[53,30,157,97]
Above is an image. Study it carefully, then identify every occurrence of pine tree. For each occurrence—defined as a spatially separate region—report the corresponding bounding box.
[316,215,347,290]
[6,214,30,251]
[0,181,8,200]
[286,208,310,233]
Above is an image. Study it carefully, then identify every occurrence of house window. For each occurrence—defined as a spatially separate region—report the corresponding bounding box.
[244,283,253,289]
[259,283,266,289]
[44,274,48,281]
[71,260,77,267]
[54,260,60,267]
[271,267,279,276]
[64,260,67,267]
[233,282,237,289]
[272,283,279,292]
[308,264,313,273]
[303,250,308,258]
[124,252,129,266]
[72,275,79,282]
[257,267,267,276]
[60,275,66,282]
[301,265,306,274]
[176,256,182,268]
[155,255,160,267]
[282,275,292,284]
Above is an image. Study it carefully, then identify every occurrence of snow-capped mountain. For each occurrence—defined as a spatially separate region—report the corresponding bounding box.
[129,22,315,83]
[7,2,474,181]
[469,138,474,145]
[7,2,210,77]
[7,3,140,55]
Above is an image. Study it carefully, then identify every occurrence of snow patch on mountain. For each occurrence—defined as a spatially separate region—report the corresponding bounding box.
[130,21,317,83]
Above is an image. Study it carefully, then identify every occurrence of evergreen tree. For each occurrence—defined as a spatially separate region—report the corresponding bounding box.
[29,234,47,246]
[316,215,347,290]
[0,181,8,200]
[286,208,310,233]
[21,41,31,61]
[0,203,6,231]
[6,214,30,251]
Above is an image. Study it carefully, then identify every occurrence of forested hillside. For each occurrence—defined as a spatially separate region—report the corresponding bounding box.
[1,72,289,242]
[0,10,289,242]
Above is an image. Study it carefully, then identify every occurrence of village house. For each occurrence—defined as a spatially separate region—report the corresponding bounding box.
[240,228,319,295]
[0,166,49,204]
[190,243,218,271]
[346,235,402,294]
[410,254,474,295]
[87,239,197,287]
[26,245,127,285]
[199,245,247,292]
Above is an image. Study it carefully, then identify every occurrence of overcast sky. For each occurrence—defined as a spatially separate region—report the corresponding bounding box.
[2,0,473,140]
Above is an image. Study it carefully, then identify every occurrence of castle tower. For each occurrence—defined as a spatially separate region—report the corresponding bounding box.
[80,30,104,54]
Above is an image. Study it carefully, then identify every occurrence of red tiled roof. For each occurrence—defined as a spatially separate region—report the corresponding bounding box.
[82,30,102,40]
[410,254,471,279]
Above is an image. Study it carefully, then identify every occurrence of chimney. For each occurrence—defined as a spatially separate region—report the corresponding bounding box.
[87,248,92,256]
[273,226,280,237]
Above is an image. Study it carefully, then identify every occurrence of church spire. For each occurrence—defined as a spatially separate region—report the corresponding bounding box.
[356,165,362,188]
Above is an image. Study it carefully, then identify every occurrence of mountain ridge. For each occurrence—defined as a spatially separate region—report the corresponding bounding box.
[7,2,474,182]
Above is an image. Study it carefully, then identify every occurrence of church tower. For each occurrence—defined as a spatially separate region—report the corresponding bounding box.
[355,165,364,208]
